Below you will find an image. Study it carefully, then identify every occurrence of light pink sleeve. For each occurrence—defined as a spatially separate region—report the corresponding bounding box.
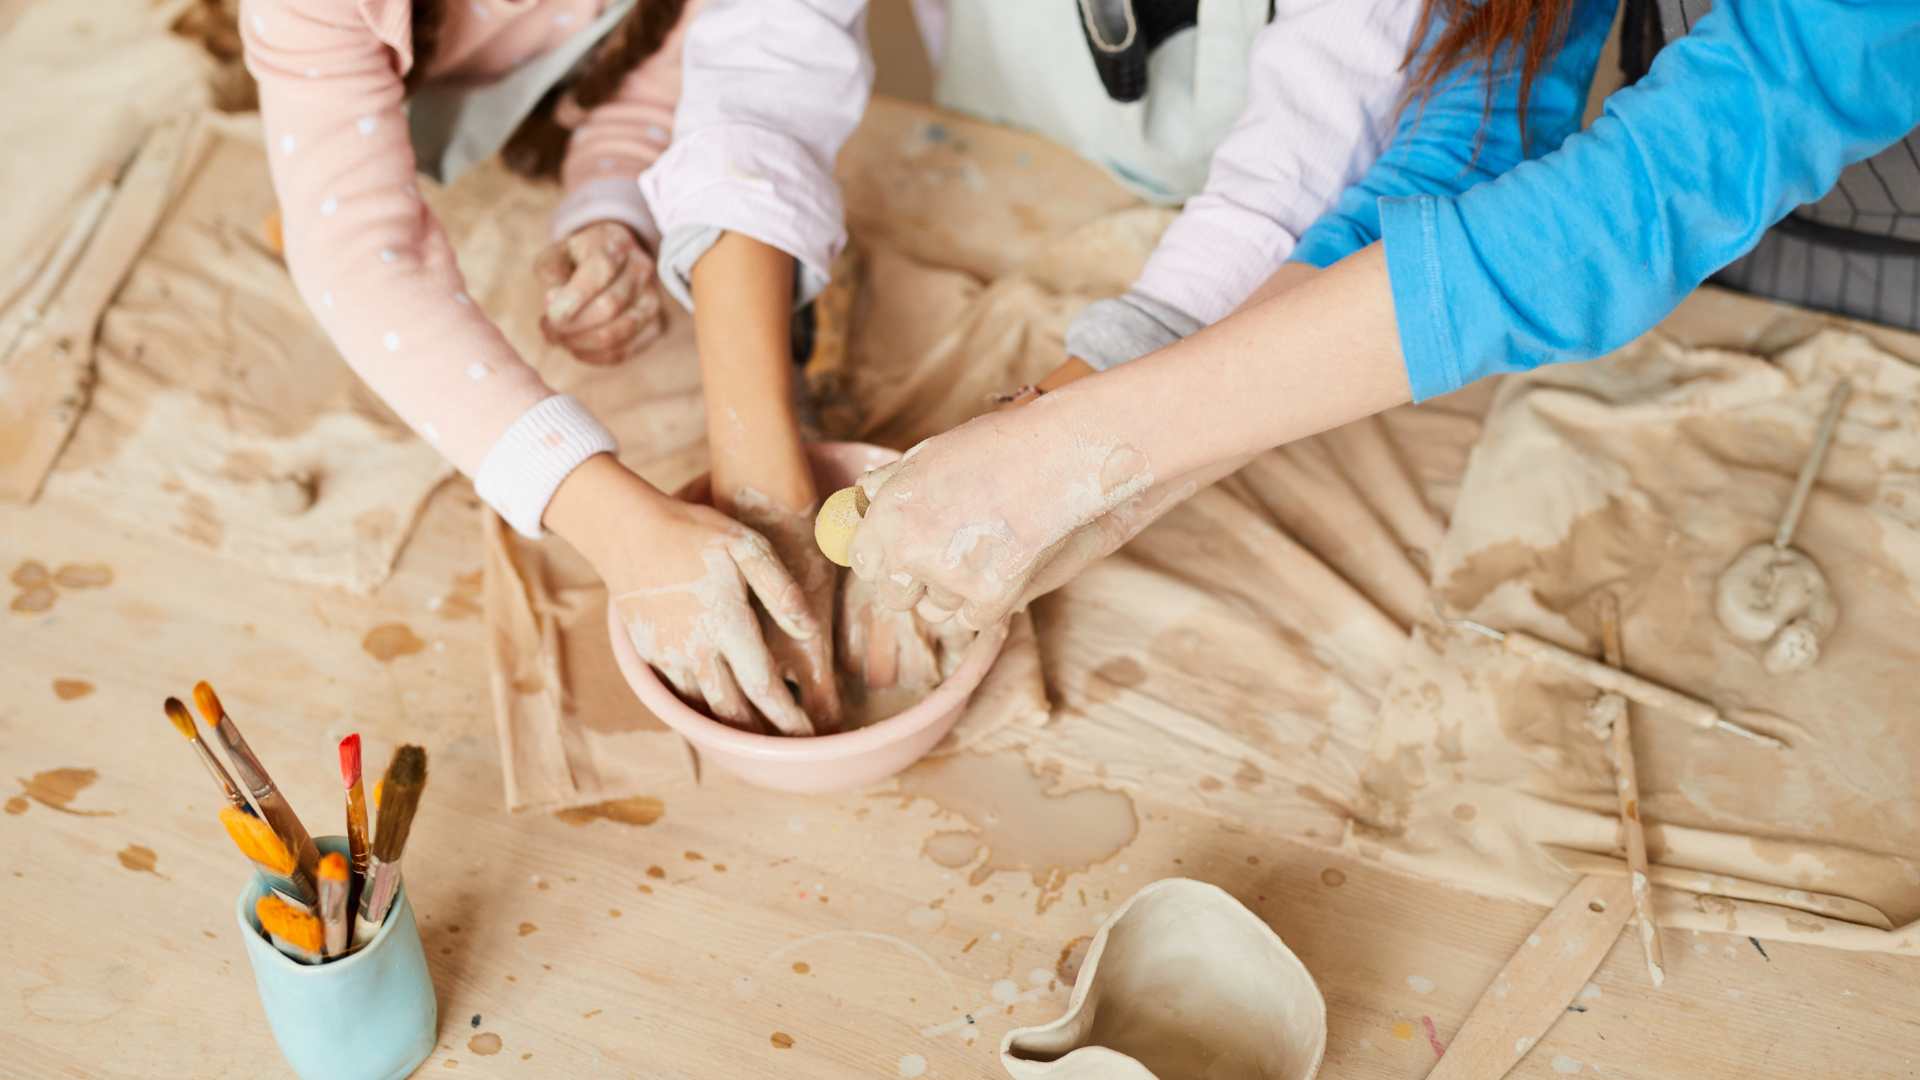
[242,0,614,537]
[638,0,873,309]
[1129,0,1425,325]
[550,0,708,248]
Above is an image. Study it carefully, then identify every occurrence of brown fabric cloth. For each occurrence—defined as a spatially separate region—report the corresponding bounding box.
[1362,319,1920,954]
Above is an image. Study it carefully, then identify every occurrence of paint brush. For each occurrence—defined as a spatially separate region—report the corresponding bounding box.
[1435,611,1787,748]
[339,734,371,881]
[194,681,322,889]
[356,745,427,942]
[163,696,251,813]
[318,852,350,958]
[219,805,316,909]
[256,893,325,965]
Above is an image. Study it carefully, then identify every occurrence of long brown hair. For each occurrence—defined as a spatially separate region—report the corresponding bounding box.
[407,0,688,178]
[1401,0,1574,152]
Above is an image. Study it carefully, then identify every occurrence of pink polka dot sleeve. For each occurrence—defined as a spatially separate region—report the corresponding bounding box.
[242,0,616,537]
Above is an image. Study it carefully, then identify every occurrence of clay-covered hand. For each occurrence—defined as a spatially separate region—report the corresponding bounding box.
[534,221,666,365]
[846,405,1157,630]
[722,496,844,731]
[561,461,820,735]
[837,571,974,694]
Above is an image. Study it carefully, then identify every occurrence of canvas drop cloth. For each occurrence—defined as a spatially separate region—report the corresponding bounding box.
[479,99,1492,830]
[1360,324,1920,954]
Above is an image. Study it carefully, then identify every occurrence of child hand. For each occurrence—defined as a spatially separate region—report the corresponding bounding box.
[723,498,844,730]
[535,222,665,365]
[551,458,819,735]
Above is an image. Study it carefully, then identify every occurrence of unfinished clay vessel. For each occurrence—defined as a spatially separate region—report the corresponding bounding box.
[606,442,1009,794]
[1002,878,1326,1080]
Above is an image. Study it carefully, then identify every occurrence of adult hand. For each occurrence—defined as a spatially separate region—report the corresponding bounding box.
[534,221,665,365]
[837,571,973,694]
[845,403,1159,631]
[547,456,819,735]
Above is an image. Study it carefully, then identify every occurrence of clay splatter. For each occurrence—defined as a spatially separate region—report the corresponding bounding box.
[1056,935,1092,984]
[792,962,810,974]
[1551,1055,1583,1074]
[52,679,94,701]
[362,623,426,662]
[54,563,113,589]
[893,752,1137,913]
[1421,1016,1446,1058]
[770,1032,794,1049]
[554,797,664,827]
[898,1053,928,1078]
[646,865,665,878]
[436,570,483,620]
[117,845,161,876]
[1320,868,1346,888]
[10,561,48,587]
[11,585,55,613]
[467,1033,502,1056]
[1407,975,1436,994]
[13,768,111,816]
[518,922,537,937]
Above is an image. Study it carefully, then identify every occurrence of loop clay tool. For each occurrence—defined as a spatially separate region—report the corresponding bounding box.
[814,484,869,567]
[1436,610,1786,748]
[1713,380,1849,674]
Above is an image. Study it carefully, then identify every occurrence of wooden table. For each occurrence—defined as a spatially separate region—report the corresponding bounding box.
[6,476,1918,1079]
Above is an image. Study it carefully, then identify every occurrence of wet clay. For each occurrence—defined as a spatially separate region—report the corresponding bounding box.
[894,752,1137,912]
[467,1034,502,1056]
[116,844,160,875]
[52,679,93,701]
[362,622,426,663]
[553,796,664,827]
[1713,545,1836,674]
[14,767,111,816]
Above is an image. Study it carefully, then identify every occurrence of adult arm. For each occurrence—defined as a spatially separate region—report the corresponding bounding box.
[1064,0,1425,371]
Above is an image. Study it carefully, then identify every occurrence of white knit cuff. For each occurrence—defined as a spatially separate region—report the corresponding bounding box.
[474,395,618,539]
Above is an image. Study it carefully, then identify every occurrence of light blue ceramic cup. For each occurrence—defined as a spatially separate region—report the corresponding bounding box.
[235,836,437,1080]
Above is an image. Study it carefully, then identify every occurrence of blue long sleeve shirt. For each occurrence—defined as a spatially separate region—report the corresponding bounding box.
[1298,0,1920,401]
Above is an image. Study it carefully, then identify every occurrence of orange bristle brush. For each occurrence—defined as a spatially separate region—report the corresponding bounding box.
[195,681,321,889]
[164,697,252,813]
[318,852,351,958]
[220,806,316,909]
[256,893,324,964]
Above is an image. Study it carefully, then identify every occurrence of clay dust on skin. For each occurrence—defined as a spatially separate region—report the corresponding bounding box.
[614,541,814,735]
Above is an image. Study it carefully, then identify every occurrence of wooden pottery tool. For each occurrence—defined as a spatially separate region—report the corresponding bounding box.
[1592,593,1665,987]
[1713,380,1849,674]
[1424,875,1634,1080]
[1436,609,1786,748]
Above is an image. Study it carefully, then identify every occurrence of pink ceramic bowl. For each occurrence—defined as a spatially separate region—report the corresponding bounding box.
[605,442,1009,794]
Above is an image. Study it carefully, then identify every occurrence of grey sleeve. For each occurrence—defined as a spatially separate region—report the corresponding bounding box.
[657,225,830,313]
[1064,291,1206,370]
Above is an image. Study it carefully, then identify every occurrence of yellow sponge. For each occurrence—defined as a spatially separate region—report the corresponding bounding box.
[813,486,869,567]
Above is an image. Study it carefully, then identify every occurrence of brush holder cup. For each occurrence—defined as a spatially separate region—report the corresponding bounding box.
[235,835,437,1080]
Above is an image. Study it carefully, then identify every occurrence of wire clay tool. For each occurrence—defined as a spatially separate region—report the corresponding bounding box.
[1434,609,1786,749]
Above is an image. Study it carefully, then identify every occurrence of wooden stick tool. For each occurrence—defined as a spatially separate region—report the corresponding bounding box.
[1436,611,1786,748]
[1591,593,1665,987]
